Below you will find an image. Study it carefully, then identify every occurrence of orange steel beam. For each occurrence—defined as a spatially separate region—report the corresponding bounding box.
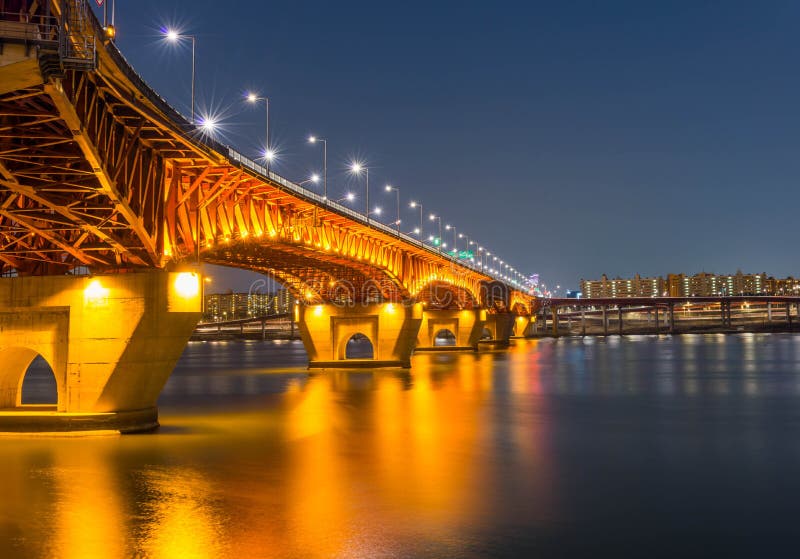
[0,1,532,307]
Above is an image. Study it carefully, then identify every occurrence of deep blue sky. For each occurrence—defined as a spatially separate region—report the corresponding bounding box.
[98,1,800,293]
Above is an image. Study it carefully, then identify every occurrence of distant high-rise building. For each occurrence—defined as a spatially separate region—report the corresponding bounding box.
[580,274,664,298]
[273,288,293,314]
[203,290,293,321]
[584,271,781,299]
[766,276,800,295]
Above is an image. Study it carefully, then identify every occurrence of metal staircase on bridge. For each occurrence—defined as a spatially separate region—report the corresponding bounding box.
[0,0,95,81]
[58,0,95,71]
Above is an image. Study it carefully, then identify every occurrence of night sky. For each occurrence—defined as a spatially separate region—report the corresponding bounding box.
[96,1,800,293]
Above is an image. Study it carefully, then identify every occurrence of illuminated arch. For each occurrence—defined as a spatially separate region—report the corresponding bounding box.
[414,280,480,309]
[510,293,532,315]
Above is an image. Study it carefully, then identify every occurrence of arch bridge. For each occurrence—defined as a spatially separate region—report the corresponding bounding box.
[0,0,535,431]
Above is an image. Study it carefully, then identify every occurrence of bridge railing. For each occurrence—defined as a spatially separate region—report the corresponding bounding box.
[82,5,518,289]
[0,10,59,47]
[227,147,498,280]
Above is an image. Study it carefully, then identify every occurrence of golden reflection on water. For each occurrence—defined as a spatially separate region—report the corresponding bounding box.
[7,336,794,557]
[0,342,555,558]
[51,450,127,559]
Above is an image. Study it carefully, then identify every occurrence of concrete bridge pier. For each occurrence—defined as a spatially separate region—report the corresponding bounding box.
[297,302,422,368]
[415,308,485,351]
[669,303,676,333]
[618,307,624,335]
[581,308,587,336]
[512,315,533,338]
[654,306,660,334]
[602,306,609,336]
[0,271,202,433]
[481,313,516,346]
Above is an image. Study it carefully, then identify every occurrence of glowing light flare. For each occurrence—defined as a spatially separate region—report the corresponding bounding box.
[199,117,217,132]
[84,279,109,306]
[174,272,200,298]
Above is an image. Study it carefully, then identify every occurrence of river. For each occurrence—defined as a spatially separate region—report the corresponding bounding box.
[2,334,800,557]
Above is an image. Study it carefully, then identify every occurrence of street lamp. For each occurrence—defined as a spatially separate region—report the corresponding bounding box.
[246,92,270,168]
[299,174,320,187]
[460,233,472,263]
[199,117,217,134]
[445,224,457,254]
[429,213,442,253]
[384,185,400,234]
[308,135,327,200]
[349,162,369,222]
[163,28,197,124]
[409,201,423,238]
[334,192,356,204]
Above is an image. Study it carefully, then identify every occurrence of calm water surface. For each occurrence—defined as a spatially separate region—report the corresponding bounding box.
[3,334,800,558]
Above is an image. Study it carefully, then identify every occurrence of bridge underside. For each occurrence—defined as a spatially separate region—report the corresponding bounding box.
[204,242,409,305]
[0,2,536,436]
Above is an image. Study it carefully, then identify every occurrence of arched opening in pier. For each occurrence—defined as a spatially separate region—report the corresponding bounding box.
[0,348,59,409]
[20,355,58,406]
[480,327,493,340]
[433,329,457,347]
[345,333,375,359]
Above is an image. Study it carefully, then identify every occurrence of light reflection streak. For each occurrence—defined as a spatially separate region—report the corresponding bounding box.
[4,335,800,556]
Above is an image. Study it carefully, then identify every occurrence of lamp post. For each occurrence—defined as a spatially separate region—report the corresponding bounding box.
[308,135,327,200]
[460,234,471,263]
[445,224,457,254]
[409,201,423,238]
[164,29,197,124]
[299,174,320,187]
[384,185,400,234]
[350,163,369,223]
[429,213,442,253]
[246,92,270,169]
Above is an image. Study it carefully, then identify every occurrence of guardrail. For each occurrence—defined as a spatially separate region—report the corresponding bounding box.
[0,11,59,47]
[226,148,498,279]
